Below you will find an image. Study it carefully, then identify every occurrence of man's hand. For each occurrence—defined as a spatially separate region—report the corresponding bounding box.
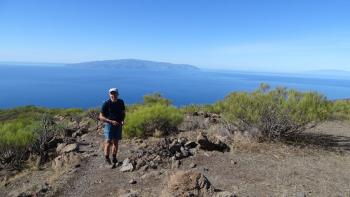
[110,120,119,126]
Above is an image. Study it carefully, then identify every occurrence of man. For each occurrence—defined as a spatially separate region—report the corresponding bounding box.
[99,88,126,166]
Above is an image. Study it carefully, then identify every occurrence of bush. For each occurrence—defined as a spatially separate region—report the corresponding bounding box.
[221,84,330,140]
[0,105,46,122]
[124,104,183,138]
[0,111,64,169]
[51,108,84,117]
[143,93,172,106]
[0,118,39,148]
[331,100,350,120]
[180,103,224,114]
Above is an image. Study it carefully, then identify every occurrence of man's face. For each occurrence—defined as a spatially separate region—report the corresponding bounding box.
[109,91,118,101]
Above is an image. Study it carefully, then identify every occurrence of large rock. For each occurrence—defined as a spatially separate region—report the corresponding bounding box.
[120,158,134,172]
[162,170,215,197]
[197,133,229,152]
[58,143,79,154]
[52,152,82,173]
[56,143,67,153]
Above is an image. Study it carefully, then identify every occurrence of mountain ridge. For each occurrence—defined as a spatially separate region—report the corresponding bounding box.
[66,59,200,71]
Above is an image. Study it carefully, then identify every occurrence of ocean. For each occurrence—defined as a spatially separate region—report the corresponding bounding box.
[0,65,349,108]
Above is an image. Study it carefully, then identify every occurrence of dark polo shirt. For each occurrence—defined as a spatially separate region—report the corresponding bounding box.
[100,99,125,122]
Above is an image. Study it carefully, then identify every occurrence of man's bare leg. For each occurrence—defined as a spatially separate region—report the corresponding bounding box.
[104,140,112,164]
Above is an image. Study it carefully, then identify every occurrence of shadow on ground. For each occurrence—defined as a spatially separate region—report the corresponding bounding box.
[284,132,350,152]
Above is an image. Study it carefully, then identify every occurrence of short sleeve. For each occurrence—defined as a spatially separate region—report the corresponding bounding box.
[100,101,108,116]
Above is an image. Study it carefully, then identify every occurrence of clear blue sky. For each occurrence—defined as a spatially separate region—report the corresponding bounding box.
[0,0,349,72]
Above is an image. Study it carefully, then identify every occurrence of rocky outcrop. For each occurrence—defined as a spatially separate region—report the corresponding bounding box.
[121,137,199,172]
[197,133,230,152]
[162,170,215,197]
[162,170,236,197]
[52,152,82,173]
[56,143,79,154]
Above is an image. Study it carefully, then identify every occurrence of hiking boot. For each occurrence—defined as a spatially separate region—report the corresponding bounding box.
[105,157,112,165]
[112,157,118,164]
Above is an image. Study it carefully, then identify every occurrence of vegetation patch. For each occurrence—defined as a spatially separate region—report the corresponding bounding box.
[219,84,331,140]
[331,100,350,120]
[124,93,183,138]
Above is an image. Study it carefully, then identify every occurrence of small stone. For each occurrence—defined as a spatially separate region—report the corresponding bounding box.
[135,159,146,170]
[230,160,237,165]
[96,179,103,184]
[189,163,197,168]
[215,191,237,197]
[180,146,189,157]
[189,148,197,156]
[120,158,134,172]
[129,179,137,184]
[177,137,188,145]
[141,171,162,179]
[155,155,162,161]
[139,142,148,148]
[175,152,181,159]
[120,191,139,197]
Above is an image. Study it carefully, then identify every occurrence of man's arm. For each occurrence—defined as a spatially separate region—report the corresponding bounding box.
[99,113,119,125]
[99,112,111,123]
[100,101,118,125]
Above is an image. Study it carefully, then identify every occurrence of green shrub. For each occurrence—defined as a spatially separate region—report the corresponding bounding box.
[126,103,143,113]
[331,100,350,120]
[180,103,224,114]
[221,84,330,139]
[180,104,203,114]
[124,104,183,138]
[51,108,84,117]
[0,118,39,148]
[0,113,62,169]
[0,105,46,122]
[143,93,172,106]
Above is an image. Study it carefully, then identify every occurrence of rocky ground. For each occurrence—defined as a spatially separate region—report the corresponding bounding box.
[1,113,350,197]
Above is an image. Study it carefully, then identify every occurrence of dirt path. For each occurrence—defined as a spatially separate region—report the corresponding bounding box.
[53,132,168,197]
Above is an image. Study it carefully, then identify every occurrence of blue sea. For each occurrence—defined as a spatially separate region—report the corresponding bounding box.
[0,65,349,108]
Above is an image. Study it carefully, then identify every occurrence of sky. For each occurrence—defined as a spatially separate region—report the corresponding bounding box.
[0,0,350,72]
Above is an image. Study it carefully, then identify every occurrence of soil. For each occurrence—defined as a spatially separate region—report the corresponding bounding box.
[1,120,350,197]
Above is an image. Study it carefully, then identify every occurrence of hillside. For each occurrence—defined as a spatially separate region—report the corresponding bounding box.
[67,59,200,71]
[1,112,350,196]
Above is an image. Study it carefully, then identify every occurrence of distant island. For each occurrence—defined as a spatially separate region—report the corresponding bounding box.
[66,59,200,71]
